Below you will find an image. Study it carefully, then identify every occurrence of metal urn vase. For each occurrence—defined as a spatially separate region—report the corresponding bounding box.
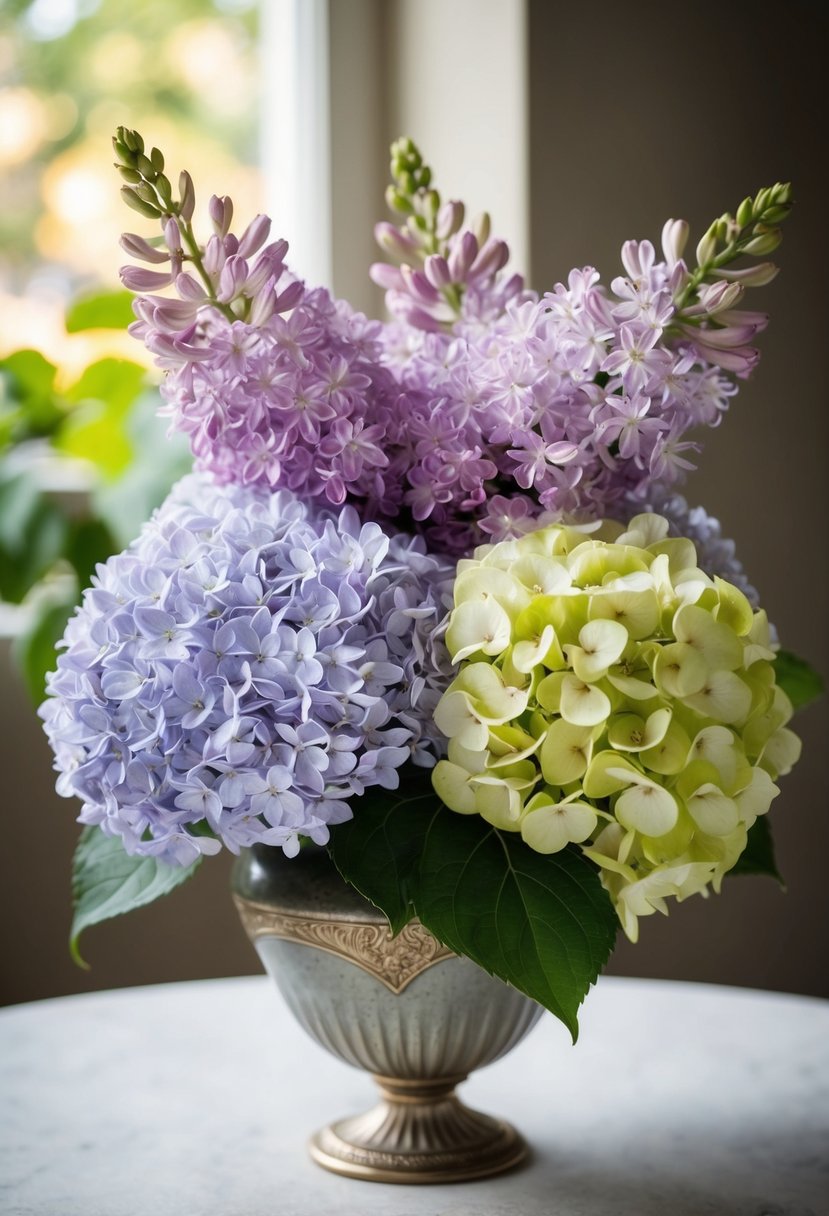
[232,844,543,1184]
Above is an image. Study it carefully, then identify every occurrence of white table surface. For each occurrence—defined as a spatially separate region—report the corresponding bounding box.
[1,975,827,1216]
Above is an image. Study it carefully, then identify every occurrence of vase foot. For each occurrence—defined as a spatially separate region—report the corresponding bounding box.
[308,1074,529,1184]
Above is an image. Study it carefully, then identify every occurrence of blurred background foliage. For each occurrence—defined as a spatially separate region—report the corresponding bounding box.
[0,0,263,701]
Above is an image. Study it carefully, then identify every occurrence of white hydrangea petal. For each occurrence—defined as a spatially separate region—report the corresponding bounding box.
[683,671,752,725]
[433,690,490,750]
[512,624,556,674]
[521,800,598,854]
[560,674,611,726]
[446,598,512,662]
[685,783,739,836]
[432,760,480,814]
[540,719,594,785]
[734,766,780,827]
[654,642,708,697]
[761,727,802,777]
[615,781,679,837]
[673,603,742,672]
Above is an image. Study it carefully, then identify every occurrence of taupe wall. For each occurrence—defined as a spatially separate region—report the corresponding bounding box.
[3,0,827,1007]
[527,0,829,993]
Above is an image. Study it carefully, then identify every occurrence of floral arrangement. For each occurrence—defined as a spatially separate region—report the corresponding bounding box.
[40,129,819,1037]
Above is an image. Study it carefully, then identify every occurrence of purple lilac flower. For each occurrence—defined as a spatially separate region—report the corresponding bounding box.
[40,474,454,865]
[119,157,779,563]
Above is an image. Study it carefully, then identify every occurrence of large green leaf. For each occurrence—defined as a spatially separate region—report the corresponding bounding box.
[415,812,617,1042]
[65,289,136,333]
[773,649,824,711]
[70,827,201,967]
[330,767,618,1040]
[729,816,784,885]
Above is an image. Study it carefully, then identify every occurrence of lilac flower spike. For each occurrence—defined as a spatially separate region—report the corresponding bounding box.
[112,126,790,565]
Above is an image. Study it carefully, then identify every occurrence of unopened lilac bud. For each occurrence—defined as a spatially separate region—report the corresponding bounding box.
[209,195,234,238]
[698,280,744,315]
[121,186,161,219]
[743,229,782,255]
[178,170,195,221]
[448,230,479,279]
[400,264,441,304]
[386,185,412,214]
[246,247,282,294]
[754,186,772,213]
[719,262,779,287]
[237,214,272,259]
[136,152,156,179]
[471,212,491,246]
[735,196,754,228]
[247,278,277,326]
[175,272,208,301]
[134,181,158,207]
[369,262,406,292]
[661,218,690,266]
[155,174,173,209]
[424,255,452,289]
[120,232,170,264]
[119,265,173,291]
[272,279,304,314]
[217,254,248,303]
[374,221,418,261]
[695,222,718,267]
[468,237,509,282]
[150,146,164,174]
[117,165,142,184]
[163,217,182,256]
[436,200,464,241]
[203,234,226,276]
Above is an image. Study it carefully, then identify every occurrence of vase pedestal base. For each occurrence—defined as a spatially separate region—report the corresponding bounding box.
[308,1074,529,1184]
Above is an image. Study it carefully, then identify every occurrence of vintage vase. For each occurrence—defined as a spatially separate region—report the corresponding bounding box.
[232,844,543,1184]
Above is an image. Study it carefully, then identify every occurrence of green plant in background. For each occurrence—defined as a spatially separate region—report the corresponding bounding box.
[0,289,190,701]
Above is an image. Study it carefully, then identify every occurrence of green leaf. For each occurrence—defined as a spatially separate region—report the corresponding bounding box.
[12,585,79,704]
[70,827,202,967]
[0,349,63,446]
[65,289,136,333]
[773,649,824,711]
[330,766,618,1040]
[0,472,68,603]
[415,813,617,1042]
[729,816,784,885]
[56,358,147,478]
[328,768,436,933]
[65,517,118,588]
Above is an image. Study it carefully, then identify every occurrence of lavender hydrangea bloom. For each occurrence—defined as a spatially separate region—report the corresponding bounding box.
[40,475,453,865]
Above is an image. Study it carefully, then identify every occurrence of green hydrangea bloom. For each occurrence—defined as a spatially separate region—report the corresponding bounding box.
[431,514,800,942]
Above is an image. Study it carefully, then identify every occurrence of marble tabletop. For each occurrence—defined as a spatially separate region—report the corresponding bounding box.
[1,975,827,1216]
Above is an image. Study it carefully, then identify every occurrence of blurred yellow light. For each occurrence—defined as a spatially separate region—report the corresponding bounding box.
[89,31,144,90]
[0,87,47,166]
[51,163,110,223]
[163,19,253,117]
